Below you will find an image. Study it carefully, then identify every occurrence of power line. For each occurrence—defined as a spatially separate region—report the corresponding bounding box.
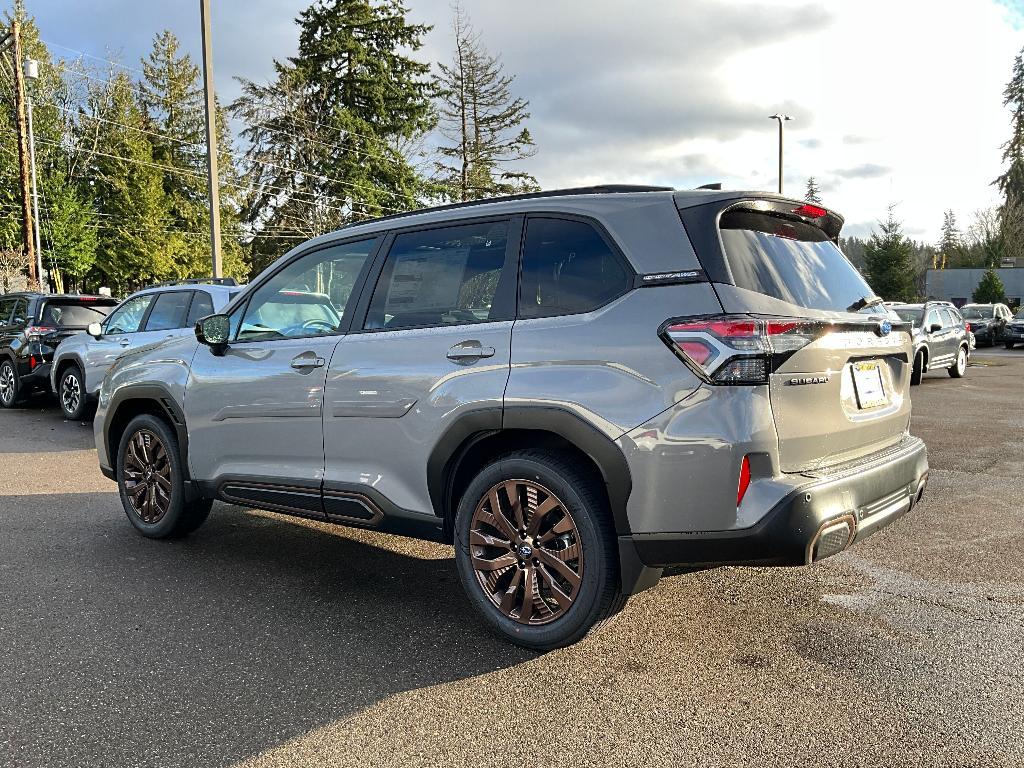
[41,38,147,77]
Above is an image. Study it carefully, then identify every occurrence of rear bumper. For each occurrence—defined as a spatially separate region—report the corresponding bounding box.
[17,360,52,390]
[629,434,929,568]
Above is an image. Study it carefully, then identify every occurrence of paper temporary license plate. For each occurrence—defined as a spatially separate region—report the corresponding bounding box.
[852,360,887,409]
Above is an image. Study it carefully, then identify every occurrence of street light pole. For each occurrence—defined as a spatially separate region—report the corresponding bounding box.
[199,0,223,278]
[768,114,792,195]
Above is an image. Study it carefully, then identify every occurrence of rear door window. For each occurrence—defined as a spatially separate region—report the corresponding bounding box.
[365,220,511,330]
[941,308,960,329]
[10,299,28,328]
[0,298,14,326]
[186,291,215,326]
[518,217,631,319]
[144,291,193,331]
[719,209,874,312]
[104,294,154,334]
[39,300,115,328]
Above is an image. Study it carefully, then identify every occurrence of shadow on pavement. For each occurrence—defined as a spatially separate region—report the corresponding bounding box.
[0,402,95,454]
[0,494,532,767]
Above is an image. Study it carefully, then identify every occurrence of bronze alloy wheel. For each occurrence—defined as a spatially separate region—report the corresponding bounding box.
[122,429,173,524]
[469,479,584,625]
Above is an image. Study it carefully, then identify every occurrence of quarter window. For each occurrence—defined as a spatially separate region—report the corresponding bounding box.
[0,298,14,325]
[238,239,376,342]
[519,218,630,319]
[104,295,154,334]
[10,299,28,327]
[364,220,510,330]
[144,291,193,332]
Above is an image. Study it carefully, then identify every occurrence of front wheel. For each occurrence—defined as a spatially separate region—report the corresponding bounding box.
[454,450,624,651]
[910,351,923,385]
[59,364,93,421]
[116,414,213,538]
[1007,342,1016,350]
[948,345,967,378]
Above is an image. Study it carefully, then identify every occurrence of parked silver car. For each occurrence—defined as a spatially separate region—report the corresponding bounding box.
[92,186,929,649]
[50,279,241,420]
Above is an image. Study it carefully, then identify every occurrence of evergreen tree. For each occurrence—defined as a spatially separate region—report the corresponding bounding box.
[434,4,537,201]
[936,209,966,268]
[973,268,1006,303]
[862,206,916,301]
[44,171,97,292]
[996,47,1024,204]
[86,72,174,292]
[139,31,248,281]
[803,176,822,205]
[232,0,435,271]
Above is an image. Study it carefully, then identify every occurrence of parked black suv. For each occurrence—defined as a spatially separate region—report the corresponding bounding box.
[890,301,970,385]
[960,303,1013,347]
[0,292,119,408]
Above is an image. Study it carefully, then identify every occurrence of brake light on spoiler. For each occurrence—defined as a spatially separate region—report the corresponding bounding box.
[660,316,827,385]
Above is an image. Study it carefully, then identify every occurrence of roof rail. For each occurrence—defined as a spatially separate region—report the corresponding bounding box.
[695,182,723,190]
[331,184,674,232]
[150,277,238,288]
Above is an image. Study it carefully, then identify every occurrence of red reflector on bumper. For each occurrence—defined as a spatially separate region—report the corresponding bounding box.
[737,455,751,506]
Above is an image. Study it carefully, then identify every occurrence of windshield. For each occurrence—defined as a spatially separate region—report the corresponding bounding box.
[1016,308,1024,320]
[894,308,923,326]
[719,210,876,313]
[960,306,993,320]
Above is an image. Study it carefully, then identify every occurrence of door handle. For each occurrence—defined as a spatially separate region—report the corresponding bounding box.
[290,352,326,371]
[447,340,496,362]
[119,339,130,347]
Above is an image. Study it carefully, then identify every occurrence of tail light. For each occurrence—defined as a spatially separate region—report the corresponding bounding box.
[25,325,56,339]
[965,322,971,332]
[737,455,751,506]
[661,315,824,384]
[29,355,38,370]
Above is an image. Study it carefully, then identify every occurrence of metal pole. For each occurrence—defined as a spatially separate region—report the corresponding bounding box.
[199,0,223,278]
[27,95,44,291]
[777,119,784,194]
[11,21,36,285]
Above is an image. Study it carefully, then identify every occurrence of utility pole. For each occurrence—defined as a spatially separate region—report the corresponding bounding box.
[199,0,223,278]
[768,114,792,195]
[11,20,36,285]
[26,58,44,291]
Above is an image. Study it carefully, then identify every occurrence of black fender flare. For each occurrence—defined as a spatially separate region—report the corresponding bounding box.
[104,384,192,481]
[426,405,634,537]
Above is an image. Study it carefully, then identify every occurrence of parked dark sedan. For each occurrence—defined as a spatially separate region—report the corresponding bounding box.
[960,303,1013,347]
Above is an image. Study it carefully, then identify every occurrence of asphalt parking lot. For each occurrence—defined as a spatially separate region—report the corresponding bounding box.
[1,353,1022,768]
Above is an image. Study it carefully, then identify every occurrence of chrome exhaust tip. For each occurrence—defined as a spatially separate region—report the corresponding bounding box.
[807,514,857,564]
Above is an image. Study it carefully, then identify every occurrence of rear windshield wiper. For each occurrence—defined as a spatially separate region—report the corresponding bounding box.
[847,295,884,312]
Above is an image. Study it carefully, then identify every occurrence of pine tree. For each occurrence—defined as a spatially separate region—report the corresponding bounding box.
[45,171,97,292]
[86,72,174,292]
[936,209,966,268]
[804,177,822,205]
[996,47,1024,204]
[434,4,537,201]
[973,268,1006,303]
[863,206,916,301]
[232,0,435,270]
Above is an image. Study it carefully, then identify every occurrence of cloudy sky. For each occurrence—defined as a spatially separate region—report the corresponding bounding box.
[29,0,1024,242]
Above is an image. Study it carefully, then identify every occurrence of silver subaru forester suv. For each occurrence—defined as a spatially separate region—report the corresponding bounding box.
[94,186,929,650]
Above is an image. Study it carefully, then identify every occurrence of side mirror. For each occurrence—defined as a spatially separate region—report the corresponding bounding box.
[928,322,942,333]
[87,322,103,339]
[195,314,231,354]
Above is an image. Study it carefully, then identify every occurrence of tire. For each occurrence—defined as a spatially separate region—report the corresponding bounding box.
[453,450,624,651]
[948,345,968,378]
[58,364,93,421]
[0,359,21,408]
[116,413,213,539]
[910,351,923,386]
[1006,342,1016,350]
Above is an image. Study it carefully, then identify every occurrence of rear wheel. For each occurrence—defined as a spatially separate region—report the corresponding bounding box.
[454,450,624,651]
[910,351,923,385]
[948,345,967,378]
[116,414,212,538]
[1006,342,1016,350]
[0,359,21,408]
[59,364,92,421]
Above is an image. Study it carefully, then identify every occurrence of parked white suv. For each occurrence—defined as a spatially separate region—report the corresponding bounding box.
[51,279,241,420]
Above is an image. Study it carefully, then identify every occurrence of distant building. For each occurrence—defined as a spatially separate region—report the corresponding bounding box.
[925,268,1023,309]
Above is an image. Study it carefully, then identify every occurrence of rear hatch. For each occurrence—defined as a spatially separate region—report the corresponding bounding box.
[36,296,118,347]
[678,197,912,473]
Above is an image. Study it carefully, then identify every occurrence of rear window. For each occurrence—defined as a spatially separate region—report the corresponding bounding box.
[719,210,875,312]
[39,299,116,327]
